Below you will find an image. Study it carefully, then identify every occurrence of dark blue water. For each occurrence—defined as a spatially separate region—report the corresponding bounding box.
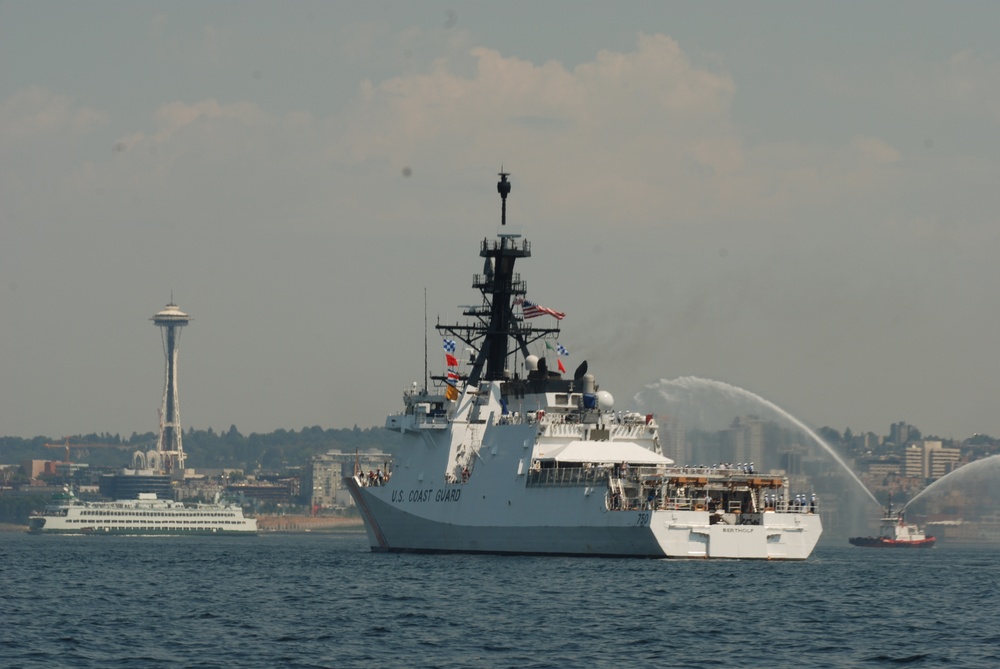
[2,531,997,668]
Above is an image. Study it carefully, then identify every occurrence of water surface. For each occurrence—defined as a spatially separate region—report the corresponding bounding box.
[2,531,996,668]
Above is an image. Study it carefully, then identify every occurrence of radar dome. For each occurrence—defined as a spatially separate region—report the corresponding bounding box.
[596,390,614,410]
[525,355,539,371]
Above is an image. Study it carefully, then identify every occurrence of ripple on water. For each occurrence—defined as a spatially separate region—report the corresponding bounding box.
[3,534,999,669]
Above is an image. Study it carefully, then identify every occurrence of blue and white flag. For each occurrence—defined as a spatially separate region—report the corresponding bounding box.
[556,343,569,356]
[443,339,457,353]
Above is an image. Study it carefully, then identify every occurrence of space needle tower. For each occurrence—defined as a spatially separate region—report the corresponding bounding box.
[152,301,190,476]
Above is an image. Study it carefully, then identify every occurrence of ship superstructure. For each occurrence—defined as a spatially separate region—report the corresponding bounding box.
[346,173,822,559]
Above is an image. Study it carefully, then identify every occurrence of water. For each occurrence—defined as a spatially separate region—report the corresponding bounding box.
[904,454,1000,511]
[3,531,998,669]
[634,377,881,508]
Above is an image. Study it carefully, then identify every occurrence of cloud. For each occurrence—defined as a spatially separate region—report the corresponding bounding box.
[0,87,110,216]
[8,34,995,250]
[149,13,235,69]
[345,34,743,226]
[941,50,1000,121]
[0,86,108,146]
[6,21,1000,439]
[849,135,901,164]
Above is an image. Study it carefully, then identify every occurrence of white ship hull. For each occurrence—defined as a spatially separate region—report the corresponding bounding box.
[349,479,819,559]
[347,414,820,560]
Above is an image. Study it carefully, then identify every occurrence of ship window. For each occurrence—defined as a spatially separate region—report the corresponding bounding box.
[555,394,569,405]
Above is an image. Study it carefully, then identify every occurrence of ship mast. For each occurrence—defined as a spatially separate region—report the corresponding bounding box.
[436,170,559,386]
[498,169,511,225]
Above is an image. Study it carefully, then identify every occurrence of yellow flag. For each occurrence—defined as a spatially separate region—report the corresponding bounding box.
[445,384,459,401]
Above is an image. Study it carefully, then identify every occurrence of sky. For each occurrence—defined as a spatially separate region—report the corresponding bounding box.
[3,2,1000,442]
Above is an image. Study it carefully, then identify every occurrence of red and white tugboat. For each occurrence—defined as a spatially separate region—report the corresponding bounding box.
[849,496,935,548]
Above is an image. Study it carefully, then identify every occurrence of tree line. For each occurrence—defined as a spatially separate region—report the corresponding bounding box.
[0,424,402,473]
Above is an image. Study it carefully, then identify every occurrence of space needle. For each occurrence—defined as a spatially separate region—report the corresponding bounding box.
[152,301,190,476]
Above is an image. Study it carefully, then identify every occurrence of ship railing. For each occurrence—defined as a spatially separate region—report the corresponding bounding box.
[496,412,549,426]
[607,492,656,511]
[608,424,648,439]
[525,466,609,488]
[655,497,818,515]
[414,414,450,427]
[607,413,656,428]
[496,413,590,430]
[664,465,755,476]
[770,500,818,514]
[541,422,586,437]
[355,473,391,488]
[660,497,695,511]
[481,237,531,255]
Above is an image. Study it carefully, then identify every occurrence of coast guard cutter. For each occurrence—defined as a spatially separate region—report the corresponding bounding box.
[346,172,822,559]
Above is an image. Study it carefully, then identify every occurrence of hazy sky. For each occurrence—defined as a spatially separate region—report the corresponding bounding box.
[4,2,1000,441]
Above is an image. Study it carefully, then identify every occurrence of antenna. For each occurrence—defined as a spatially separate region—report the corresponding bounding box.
[497,169,511,225]
[423,287,428,393]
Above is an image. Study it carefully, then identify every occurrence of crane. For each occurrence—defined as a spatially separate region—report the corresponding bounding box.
[43,437,131,463]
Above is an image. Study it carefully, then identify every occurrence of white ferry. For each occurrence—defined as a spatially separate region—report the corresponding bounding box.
[28,490,257,535]
[346,172,822,559]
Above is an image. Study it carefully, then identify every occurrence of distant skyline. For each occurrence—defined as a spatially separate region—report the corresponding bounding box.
[4,3,1000,440]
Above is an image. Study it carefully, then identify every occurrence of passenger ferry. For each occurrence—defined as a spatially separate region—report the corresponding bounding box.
[345,172,822,559]
[28,490,257,535]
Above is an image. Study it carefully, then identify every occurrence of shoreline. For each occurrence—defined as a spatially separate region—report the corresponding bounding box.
[255,515,364,533]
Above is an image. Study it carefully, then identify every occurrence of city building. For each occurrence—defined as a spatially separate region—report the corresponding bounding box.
[721,415,764,468]
[863,456,903,479]
[930,447,961,479]
[661,416,689,466]
[226,480,298,506]
[903,440,959,480]
[890,421,910,445]
[306,449,392,509]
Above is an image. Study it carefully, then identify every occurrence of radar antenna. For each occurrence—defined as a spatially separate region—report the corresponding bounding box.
[497,169,511,225]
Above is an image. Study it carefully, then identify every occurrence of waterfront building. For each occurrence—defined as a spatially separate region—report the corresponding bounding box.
[306,449,391,509]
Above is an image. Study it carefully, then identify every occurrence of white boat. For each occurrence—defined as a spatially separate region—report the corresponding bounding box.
[346,172,822,559]
[28,490,257,535]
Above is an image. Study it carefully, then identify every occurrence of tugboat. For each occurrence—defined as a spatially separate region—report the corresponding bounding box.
[849,495,935,548]
[345,171,823,559]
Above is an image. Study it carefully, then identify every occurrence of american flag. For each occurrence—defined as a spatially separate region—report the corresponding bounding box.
[521,299,565,320]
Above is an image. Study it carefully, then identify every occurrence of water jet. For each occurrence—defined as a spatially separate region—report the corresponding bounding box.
[634,376,881,508]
